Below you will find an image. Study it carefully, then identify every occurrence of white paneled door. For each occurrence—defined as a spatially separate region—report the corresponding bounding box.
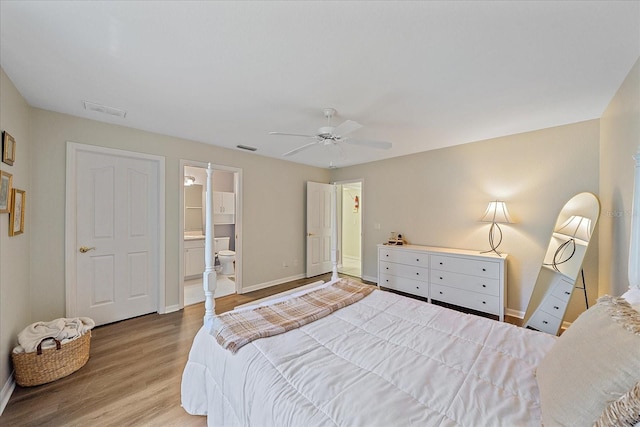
[67,144,163,326]
[306,181,334,277]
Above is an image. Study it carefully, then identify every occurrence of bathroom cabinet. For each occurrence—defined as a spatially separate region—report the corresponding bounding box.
[213,191,235,224]
[184,239,205,278]
[213,192,234,214]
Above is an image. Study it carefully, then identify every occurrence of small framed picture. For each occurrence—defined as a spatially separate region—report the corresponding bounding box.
[9,188,25,236]
[0,170,12,213]
[2,131,16,166]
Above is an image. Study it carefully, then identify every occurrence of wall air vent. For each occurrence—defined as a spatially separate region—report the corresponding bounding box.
[236,145,257,152]
[83,100,127,118]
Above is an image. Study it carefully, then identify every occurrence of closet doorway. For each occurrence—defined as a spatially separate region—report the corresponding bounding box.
[337,180,362,278]
[180,161,242,307]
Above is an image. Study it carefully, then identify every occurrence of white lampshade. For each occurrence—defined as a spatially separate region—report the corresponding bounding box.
[479,201,513,224]
[554,215,591,243]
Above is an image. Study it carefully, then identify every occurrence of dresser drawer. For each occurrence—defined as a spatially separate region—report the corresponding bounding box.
[430,283,499,315]
[379,273,429,299]
[538,294,567,318]
[429,270,500,296]
[379,248,429,268]
[551,279,575,302]
[527,310,562,335]
[430,255,499,279]
[379,261,429,281]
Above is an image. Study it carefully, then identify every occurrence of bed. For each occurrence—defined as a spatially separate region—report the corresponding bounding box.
[182,158,640,426]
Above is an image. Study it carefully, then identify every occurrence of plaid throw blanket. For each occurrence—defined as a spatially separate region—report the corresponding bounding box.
[212,279,374,353]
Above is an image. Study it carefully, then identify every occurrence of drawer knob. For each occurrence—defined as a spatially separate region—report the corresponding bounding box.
[439,262,443,265]
[386,254,389,257]
[439,291,443,294]
[416,258,420,262]
[553,306,559,310]
[439,277,443,280]
[416,272,419,275]
[482,301,486,304]
[564,291,571,295]
[416,286,419,289]
[543,320,548,324]
[482,268,486,271]
[386,279,389,282]
[386,267,389,270]
[482,284,486,288]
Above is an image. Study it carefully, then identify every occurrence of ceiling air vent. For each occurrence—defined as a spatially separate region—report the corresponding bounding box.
[83,100,127,118]
[236,145,257,152]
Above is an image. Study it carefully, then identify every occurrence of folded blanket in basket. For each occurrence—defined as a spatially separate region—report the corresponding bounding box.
[13,317,95,354]
[212,279,374,353]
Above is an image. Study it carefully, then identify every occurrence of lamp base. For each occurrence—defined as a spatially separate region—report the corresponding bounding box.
[480,248,504,257]
[481,222,505,257]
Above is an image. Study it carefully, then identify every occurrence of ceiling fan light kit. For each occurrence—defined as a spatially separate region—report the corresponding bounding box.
[269,108,392,159]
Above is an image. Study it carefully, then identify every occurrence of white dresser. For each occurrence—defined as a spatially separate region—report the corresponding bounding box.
[524,266,576,335]
[378,244,507,321]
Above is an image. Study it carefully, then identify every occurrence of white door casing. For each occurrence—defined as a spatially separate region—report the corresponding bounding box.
[179,160,243,303]
[66,143,165,325]
[337,180,363,278]
[306,181,334,278]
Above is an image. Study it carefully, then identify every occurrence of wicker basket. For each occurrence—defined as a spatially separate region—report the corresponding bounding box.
[11,332,91,387]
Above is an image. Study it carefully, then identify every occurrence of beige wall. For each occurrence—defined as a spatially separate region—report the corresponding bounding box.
[0,69,32,395]
[599,57,640,297]
[2,57,638,401]
[331,120,601,318]
[27,108,330,322]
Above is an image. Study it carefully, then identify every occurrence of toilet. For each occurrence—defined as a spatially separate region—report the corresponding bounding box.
[214,237,235,276]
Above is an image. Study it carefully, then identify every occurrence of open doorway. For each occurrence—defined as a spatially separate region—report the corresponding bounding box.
[337,181,362,278]
[180,161,242,307]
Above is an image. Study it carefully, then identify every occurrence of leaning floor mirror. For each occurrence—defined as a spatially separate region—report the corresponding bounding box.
[523,192,601,335]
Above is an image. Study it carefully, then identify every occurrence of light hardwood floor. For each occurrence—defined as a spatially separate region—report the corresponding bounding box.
[0,273,343,426]
[1,273,521,426]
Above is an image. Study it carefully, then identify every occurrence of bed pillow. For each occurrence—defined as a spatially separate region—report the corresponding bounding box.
[536,295,640,427]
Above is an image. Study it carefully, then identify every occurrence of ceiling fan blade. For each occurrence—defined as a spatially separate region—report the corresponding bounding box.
[269,131,316,138]
[283,141,319,157]
[346,139,392,150]
[332,120,362,137]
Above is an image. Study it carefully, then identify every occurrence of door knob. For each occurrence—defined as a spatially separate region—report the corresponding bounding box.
[307,233,315,237]
[79,246,96,253]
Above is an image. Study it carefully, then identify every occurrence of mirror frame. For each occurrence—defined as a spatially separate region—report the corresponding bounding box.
[523,192,600,334]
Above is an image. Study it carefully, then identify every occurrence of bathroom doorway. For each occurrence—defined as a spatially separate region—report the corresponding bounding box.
[180,161,242,307]
[337,180,362,278]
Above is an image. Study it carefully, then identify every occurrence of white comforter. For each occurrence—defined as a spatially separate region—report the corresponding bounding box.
[182,289,556,426]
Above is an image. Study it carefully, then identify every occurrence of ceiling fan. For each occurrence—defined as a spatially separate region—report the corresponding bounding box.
[269,108,392,157]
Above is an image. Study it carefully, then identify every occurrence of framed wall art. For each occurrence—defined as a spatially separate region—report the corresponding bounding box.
[9,188,25,236]
[0,170,12,213]
[3,131,16,166]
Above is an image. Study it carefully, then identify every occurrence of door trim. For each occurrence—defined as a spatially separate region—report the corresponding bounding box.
[65,142,166,317]
[334,179,364,278]
[179,160,243,305]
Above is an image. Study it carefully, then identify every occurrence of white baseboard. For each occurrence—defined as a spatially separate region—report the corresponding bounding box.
[362,274,378,284]
[163,304,181,314]
[505,308,525,319]
[0,372,15,416]
[239,274,306,294]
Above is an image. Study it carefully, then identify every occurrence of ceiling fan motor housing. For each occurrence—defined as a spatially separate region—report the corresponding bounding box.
[318,126,335,139]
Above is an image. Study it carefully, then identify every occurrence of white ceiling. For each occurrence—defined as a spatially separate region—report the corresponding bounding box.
[1,1,639,169]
